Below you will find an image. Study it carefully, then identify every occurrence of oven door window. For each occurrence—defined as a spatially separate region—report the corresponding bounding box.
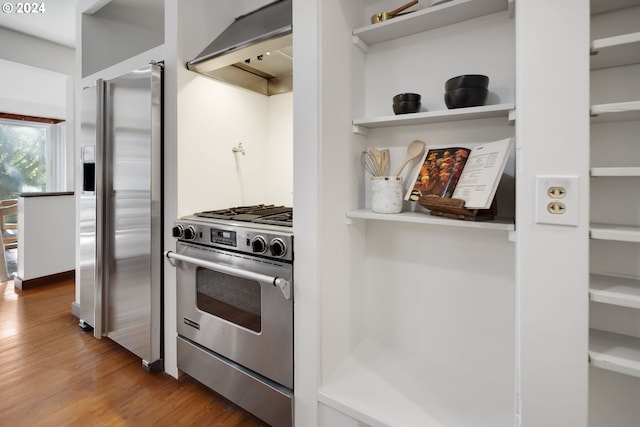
[196,267,261,332]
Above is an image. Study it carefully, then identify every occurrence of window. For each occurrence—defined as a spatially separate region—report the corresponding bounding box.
[0,113,66,200]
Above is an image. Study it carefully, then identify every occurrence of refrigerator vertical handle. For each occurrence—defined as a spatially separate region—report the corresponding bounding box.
[94,79,106,340]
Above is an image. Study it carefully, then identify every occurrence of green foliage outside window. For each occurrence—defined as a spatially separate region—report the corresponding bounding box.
[0,121,47,201]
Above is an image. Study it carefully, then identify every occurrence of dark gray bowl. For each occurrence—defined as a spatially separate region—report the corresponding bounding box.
[444,87,488,109]
[393,100,422,114]
[393,93,422,104]
[445,74,489,91]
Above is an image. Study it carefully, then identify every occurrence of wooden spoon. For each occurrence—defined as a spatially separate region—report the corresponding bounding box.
[380,149,390,175]
[394,139,425,177]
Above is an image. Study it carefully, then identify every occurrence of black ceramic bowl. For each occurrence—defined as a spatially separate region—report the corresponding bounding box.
[393,93,422,104]
[444,87,488,109]
[445,74,489,91]
[393,100,422,114]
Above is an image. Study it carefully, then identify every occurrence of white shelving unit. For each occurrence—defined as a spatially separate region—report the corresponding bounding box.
[590,223,640,243]
[346,208,514,231]
[590,101,640,123]
[318,337,512,427]
[352,0,511,48]
[588,3,640,422]
[352,103,515,133]
[348,0,516,224]
[589,329,640,378]
[320,0,517,425]
[590,274,640,309]
[592,0,640,14]
[318,339,445,427]
[590,167,640,177]
[590,31,640,69]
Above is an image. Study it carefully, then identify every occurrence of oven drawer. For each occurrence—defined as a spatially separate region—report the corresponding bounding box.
[178,336,293,427]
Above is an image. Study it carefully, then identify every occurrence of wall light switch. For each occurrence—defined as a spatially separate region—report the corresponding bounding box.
[535,175,579,226]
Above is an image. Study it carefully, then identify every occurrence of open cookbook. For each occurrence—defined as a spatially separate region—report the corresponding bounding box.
[405,137,514,210]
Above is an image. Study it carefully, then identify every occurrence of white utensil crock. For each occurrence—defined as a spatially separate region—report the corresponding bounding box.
[371,176,403,213]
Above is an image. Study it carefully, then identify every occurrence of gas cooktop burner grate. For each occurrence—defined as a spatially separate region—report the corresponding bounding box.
[253,211,293,226]
[194,204,293,227]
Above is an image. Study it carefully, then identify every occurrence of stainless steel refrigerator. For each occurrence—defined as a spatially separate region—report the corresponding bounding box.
[78,63,163,372]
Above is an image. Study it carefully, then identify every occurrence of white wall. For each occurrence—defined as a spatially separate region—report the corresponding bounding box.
[176,75,293,217]
[17,195,75,280]
[266,92,294,204]
[232,0,274,16]
[0,27,74,76]
[0,59,68,119]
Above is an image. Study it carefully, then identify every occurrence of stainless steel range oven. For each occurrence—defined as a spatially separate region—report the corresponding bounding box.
[166,205,293,427]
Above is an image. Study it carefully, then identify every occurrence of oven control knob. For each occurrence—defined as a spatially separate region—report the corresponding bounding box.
[269,238,287,257]
[251,236,268,254]
[183,226,197,241]
[172,224,184,239]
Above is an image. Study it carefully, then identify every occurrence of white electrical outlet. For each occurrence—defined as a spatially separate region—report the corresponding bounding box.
[535,175,579,226]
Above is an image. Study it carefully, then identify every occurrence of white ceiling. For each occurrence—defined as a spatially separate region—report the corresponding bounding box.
[0,0,81,48]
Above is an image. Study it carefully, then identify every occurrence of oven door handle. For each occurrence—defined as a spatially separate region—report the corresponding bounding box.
[164,250,291,300]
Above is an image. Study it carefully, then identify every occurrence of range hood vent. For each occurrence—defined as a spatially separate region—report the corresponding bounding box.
[187,0,292,96]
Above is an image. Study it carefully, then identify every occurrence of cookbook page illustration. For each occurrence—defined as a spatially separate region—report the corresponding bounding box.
[406,147,471,201]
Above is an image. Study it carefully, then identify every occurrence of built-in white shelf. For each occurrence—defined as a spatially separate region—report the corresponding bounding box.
[318,338,511,427]
[318,339,443,427]
[591,0,640,15]
[352,103,515,133]
[346,209,515,232]
[352,0,510,48]
[589,329,640,378]
[591,32,640,69]
[591,167,640,177]
[590,223,640,242]
[590,101,640,123]
[590,274,640,309]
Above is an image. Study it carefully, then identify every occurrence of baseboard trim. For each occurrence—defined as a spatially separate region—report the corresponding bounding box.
[14,270,75,291]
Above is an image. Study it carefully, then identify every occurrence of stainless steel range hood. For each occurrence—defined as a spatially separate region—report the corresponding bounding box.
[187,0,292,96]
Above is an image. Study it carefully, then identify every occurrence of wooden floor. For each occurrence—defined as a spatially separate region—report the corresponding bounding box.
[0,278,268,427]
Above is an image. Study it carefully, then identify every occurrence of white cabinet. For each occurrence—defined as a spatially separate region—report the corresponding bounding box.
[316,1,516,426]
[79,0,164,78]
[589,0,640,425]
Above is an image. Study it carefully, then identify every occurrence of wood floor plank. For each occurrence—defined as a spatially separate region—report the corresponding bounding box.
[0,279,269,427]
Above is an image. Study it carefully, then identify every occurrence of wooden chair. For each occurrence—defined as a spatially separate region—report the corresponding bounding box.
[1,199,18,281]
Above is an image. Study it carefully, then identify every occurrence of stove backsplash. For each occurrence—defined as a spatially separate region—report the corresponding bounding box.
[179,75,293,217]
